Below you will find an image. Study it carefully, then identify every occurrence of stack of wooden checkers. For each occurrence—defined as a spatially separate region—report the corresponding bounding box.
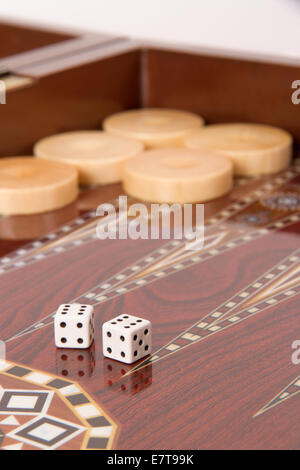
[0,108,293,215]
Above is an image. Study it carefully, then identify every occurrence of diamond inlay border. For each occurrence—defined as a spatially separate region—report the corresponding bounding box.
[0,360,117,450]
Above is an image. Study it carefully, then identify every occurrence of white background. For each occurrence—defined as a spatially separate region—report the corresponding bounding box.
[1,0,300,59]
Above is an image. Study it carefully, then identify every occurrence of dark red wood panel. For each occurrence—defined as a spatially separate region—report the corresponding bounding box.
[0,22,75,59]
[143,48,300,148]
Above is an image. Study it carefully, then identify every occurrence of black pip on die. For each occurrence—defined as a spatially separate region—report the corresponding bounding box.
[102,314,152,364]
[54,304,95,349]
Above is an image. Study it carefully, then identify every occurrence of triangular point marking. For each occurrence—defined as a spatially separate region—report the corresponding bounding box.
[0,416,20,426]
[2,442,23,450]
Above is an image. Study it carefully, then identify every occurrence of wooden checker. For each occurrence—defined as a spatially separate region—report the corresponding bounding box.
[103,108,204,148]
[184,123,293,176]
[122,148,233,203]
[0,158,78,216]
[34,131,144,185]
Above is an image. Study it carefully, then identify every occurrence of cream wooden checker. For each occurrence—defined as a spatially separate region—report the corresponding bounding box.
[122,148,233,203]
[0,157,78,216]
[34,131,144,185]
[184,123,292,176]
[103,108,204,149]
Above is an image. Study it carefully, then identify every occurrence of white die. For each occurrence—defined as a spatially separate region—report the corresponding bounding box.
[54,304,94,349]
[102,314,152,364]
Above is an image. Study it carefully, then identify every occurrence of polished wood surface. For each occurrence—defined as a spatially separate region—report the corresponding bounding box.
[0,23,299,450]
[143,48,300,147]
[4,42,300,157]
[0,50,141,156]
[0,163,299,449]
[0,23,74,59]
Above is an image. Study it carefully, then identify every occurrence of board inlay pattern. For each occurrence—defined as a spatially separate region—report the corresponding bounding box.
[254,375,300,417]
[0,361,117,450]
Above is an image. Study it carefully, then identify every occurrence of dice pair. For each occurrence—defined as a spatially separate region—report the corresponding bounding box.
[54,304,152,364]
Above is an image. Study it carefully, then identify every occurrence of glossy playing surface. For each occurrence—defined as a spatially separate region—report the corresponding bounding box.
[0,159,299,449]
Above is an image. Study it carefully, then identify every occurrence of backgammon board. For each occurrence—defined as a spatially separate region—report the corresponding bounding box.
[0,21,299,450]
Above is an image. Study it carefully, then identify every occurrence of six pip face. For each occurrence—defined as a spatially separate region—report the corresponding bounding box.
[102,314,152,364]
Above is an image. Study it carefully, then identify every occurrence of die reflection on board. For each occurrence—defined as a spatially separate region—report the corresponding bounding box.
[103,359,152,395]
[55,342,96,379]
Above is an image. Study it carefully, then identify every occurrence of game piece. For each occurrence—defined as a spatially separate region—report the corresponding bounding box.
[0,157,78,216]
[184,123,292,176]
[54,303,94,349]
[122,147,233,203]
[34,131,144,185]
[103,108,204,148]
[102,314,152,364]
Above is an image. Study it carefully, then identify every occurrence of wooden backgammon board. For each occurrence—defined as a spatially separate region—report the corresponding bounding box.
[0,20,299,451]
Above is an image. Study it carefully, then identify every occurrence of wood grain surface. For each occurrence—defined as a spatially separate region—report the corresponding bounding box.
[0,22,75,59]
[0,25,300,449]
[0,165,299,449]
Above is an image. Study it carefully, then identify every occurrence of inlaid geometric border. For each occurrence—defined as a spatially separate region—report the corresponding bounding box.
[7,415,86,450]
[0,389,53,415]
[0,360,118,450]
